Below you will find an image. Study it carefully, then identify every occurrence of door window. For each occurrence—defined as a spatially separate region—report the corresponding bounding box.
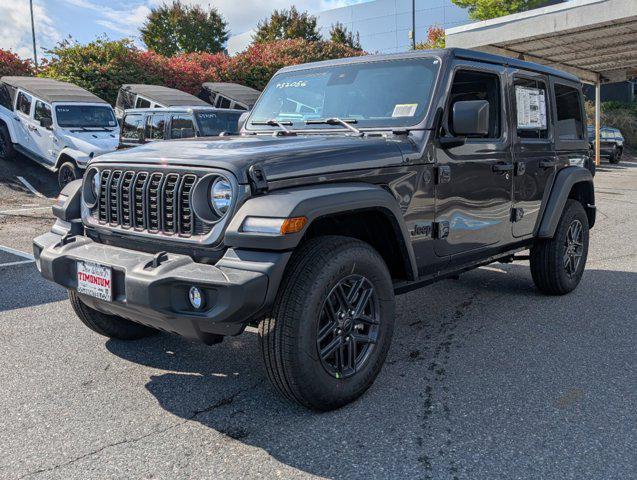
[217,96,232,109]
[135,97,151,109]
[554,84,584,140]
[448,69,501,139]
[33,101,52,122]
[513,78,549,139]
[121,114,144,141]
[170,115,195,139]
[16,91,32,115]
[145,114,167,140]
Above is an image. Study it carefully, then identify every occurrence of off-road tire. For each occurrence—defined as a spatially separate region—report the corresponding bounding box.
[69,290,157,340]
[0,125,16,161]
[58,161,80,190]
[608,147,621,164]
[530,199,589,295]
[259,235,395,411]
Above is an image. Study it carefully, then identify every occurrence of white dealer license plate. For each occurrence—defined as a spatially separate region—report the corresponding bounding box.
[77,261,112,301]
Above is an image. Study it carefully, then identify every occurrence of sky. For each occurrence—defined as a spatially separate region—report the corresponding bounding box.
[1,0,366,61]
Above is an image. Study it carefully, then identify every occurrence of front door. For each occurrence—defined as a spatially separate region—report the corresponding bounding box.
[434,65,513,258]
[24,99,56,165]
[509,72,556,238]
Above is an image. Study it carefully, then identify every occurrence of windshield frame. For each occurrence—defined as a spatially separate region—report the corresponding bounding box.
[245,55,443,134]
[53,102,118,129]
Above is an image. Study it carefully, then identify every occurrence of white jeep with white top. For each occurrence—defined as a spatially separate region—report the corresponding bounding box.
[0,76,119,189]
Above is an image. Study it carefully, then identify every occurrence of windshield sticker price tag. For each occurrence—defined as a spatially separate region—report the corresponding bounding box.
[276,81,308,89]
[515,86,547,129]
[392,104,418,117]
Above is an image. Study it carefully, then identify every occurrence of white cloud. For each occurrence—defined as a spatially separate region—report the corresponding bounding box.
[62,0,151,39]
[0,0,60,60]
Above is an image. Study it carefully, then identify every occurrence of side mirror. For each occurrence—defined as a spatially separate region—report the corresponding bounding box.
[40,117,53,129]
[452,100,489,137]
[237,111,250,132]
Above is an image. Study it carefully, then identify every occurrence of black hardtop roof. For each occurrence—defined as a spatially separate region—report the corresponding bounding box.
[200,82,260,107]
[1,76,108,104]
[120,84,209,107]
[124,106,245,114]
[277,48,580,83]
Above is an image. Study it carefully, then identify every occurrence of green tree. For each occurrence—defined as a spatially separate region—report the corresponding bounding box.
[329,22,362,51]
[451,0,545,20]
[140,1,228,56]
[253,6,321,44]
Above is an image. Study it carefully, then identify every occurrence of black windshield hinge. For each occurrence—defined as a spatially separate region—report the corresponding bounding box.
[248,164,269,195]
[435,165,451,184]
[432,221,450,239]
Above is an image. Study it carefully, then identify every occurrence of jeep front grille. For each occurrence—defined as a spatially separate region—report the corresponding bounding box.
[94,169,209,237]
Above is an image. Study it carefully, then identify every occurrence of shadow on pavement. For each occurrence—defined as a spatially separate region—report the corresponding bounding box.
[105,264,637,479]
[0,263,67,312]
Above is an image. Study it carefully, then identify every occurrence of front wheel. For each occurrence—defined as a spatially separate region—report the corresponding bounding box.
[530,200,589,295]
[58,161,80,190]
[259,236,395,411]
[609,147,622,164]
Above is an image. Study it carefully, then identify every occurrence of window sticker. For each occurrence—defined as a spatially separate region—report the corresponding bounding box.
[515,86,547,129]
[392,104,418,117]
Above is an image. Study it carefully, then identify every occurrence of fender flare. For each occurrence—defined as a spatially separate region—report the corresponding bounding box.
[225,182,418,279]
[537,166,595,238]
[55,147,90,170]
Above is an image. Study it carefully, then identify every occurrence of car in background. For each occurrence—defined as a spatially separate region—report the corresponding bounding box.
[0,76,119,188]
[115,84,209,119]
[587,125,624,163]
[119,106,244,148]
[197,82,260,111]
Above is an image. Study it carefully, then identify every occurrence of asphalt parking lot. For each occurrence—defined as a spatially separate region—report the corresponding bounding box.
[0,154,635,480]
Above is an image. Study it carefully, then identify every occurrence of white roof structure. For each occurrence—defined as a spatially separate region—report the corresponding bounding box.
[445,0,637,84]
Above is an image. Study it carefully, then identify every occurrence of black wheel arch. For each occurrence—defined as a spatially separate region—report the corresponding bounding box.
[537,166,595,238]
[224,182,418,281]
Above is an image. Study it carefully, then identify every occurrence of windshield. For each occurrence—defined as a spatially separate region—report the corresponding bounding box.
[247,57,440,131]
[55,105,117,128]
[195,111,243,136]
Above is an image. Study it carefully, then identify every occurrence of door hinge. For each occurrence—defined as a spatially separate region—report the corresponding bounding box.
[248,164,268,194]
[435,165,451,184]
[433,221,450,239]
[511,207,524,222]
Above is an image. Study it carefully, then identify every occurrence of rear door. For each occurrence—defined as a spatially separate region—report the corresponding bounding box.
[509,71,556,238]
[13,90,33,148]
[434,63,513,258]
[119,113,145,148]
[551,78,589,175]
[145,113,168,142]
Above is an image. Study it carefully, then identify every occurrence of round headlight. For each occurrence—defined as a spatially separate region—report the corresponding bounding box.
[210,176,232,217]
[92,171,101,196]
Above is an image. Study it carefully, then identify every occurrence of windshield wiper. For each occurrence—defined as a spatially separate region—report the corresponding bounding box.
[305,117,363,136]
[251,119,295,136]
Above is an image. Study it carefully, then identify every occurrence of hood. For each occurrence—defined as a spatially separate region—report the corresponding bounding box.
[92,134,407,183]
[60,130,119,155]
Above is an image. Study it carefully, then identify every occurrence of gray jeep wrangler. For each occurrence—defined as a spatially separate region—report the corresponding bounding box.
[34,49,595,410]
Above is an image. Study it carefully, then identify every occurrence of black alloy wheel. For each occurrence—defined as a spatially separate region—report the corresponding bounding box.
[563,219,584,277]
[317,274,380,379]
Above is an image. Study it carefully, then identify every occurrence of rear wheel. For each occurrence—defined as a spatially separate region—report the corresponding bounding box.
[609,147,622,164]
[0,126,16,161]
[530,200,589,295]
[69,290,157,340]
[259,236,395,411]
[58,161,80,189]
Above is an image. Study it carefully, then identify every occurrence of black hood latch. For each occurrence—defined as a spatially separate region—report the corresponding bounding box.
[248,164,269,195]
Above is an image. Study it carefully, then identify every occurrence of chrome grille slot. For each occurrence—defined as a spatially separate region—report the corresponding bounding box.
[91,169,209,239]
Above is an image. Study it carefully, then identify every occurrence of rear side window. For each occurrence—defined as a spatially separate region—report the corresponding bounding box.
[217,96,232,109]
[513,78,548,139]
[34,101,52,121]
[145,114,166,140]
[448,69,501,139]
[170,115,195,139]
[121,114,144,141]
[554,84,584,140]
[135,97,151,109]
[16,91,32,115]
[0,85,12,110]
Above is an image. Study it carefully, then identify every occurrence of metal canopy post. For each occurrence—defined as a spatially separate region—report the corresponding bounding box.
[595,79,601,166]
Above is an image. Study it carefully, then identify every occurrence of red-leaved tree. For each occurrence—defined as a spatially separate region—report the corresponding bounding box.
[0,49,33,77]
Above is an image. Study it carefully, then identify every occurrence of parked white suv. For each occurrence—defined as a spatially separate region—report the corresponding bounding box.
[0,77,119,189]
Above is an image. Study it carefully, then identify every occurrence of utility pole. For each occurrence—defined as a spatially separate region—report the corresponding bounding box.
[411,0,416,49]
[30,0,38,69]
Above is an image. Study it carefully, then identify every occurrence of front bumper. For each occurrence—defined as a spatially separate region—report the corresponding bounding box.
[33,232,289,342]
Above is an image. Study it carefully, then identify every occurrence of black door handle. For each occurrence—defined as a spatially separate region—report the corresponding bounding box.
[539,159,557,168]
[492,163,513,173]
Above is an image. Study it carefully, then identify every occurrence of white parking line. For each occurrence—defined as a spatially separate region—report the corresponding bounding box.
[0,206,51,215]
[17,176,45,198]
[0,259,35,267]
[0,244,34,260]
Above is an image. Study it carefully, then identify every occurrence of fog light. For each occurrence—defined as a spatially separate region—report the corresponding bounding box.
[188,286,204,309]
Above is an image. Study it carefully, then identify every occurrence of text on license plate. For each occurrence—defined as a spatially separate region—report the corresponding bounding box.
[77,261,112,301]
